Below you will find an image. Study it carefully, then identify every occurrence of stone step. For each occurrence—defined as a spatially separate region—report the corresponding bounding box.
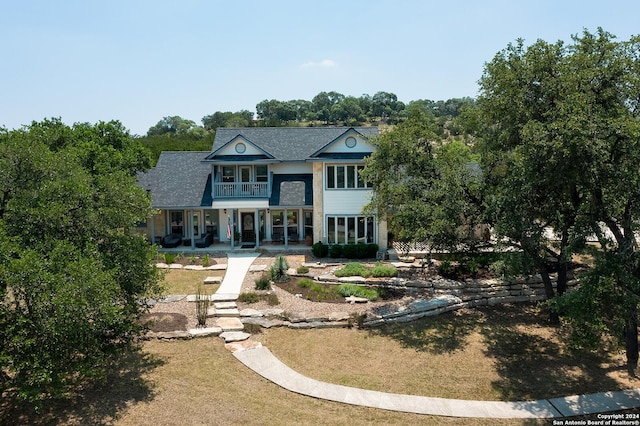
[203,276,222,284]
[219,331,251,343]
[215,317,244,331]
[214,301,237,310]
[207,308,240,317]
[211,293,239,302]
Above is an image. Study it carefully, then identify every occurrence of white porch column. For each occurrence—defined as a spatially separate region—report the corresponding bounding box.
[230,210,235,250]
[284,208,288,249]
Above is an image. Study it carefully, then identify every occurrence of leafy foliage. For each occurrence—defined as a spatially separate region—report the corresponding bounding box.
[254,275,271,290]
[269,255,289,283]
[337,284,379,301]
[0,119,163,404]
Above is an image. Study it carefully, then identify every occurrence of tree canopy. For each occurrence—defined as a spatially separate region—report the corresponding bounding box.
[364,28,640,372]
[0,119,163,403]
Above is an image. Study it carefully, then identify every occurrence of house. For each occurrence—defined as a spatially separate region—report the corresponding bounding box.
[137,126,387,250]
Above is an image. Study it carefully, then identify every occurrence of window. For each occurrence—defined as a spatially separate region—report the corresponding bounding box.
[170,211,183,236]
[256,165,268,182]
[326,215,375,244]
[327,166,335,189]
[326,165,373,189]
[304,210,313,239]
[222,166,235,183]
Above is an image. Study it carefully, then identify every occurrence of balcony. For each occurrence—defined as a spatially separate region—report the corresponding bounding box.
[213,182,270,199]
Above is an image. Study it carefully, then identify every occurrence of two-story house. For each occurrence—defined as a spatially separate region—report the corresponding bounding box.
[137,126,387,250]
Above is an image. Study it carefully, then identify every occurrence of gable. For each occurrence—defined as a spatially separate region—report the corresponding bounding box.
[210,127,378,162]
[205,135,273,161]
[310,128,375,159]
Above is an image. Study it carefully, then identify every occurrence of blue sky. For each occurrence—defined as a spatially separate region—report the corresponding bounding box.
[2,0,639,135]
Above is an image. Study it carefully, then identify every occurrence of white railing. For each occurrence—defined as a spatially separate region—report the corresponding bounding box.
[213,182,269,198]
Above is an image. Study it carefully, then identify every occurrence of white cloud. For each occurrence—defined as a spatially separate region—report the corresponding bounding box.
[299,59,337,69]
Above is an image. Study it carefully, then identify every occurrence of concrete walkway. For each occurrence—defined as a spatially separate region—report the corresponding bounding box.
[222,253,640,419]
[212,252,260,301]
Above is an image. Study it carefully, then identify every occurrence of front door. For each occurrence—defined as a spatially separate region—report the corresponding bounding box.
[241,212,255,243]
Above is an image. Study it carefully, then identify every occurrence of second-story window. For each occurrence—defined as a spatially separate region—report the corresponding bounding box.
[222,166,235,183]
[326,165,372,189]
[256,165,268,182]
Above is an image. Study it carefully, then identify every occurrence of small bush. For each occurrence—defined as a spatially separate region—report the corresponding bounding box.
[329,244,343,258]
[265,293,279,306]
[255,274,271,290]
[238,292,259,304]
[298,278,314,288]
[188,254,197,264]
[296,265,310,274]
[334,262,371,278]
[439,258,452,275]
[371,262,397,278]
[269,254,290,283]
[337,284,379,300]
[202,254,210,267]
[195,285,209,327]
[163,252,176,264]
[312,241,329,257]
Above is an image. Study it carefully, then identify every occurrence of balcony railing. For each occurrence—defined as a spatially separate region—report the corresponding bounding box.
[213,182,269,198]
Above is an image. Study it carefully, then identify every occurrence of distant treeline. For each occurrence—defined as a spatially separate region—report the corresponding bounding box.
[138,91,475,162]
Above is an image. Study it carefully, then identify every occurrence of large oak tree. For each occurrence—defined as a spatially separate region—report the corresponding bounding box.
[0,119,163,403]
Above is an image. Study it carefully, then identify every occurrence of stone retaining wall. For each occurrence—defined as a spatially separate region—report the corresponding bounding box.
[286,269,580,328]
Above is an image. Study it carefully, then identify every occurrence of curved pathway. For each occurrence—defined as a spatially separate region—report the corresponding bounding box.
[220,253,640,419]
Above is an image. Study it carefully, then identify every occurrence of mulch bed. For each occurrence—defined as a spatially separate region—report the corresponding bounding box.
[141,312,188,332]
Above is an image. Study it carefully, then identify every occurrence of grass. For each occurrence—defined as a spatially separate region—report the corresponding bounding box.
[337,283,379,300]
[334,262,398,278]
[161,269,223,295]
[2,305,637,425]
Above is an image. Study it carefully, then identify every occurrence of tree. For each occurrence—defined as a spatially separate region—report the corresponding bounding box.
[147,116,203,136]
[311,91,345,124]
[331,96,365,125]
[202,110,254,130]
[255,99,296,126]
[474,28,640,372]
[371,91,405,123]
[0,119,163,403]
[362,110,482,249]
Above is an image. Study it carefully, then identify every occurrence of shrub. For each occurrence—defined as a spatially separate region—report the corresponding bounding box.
[255,274,271,290]
[342,243,358,259]
[195,285,209,327]
[298,277,314,288]
[439,258,452,275]
[265,293,279,306]
[329,244,343,258]
[296,265,310,274]
[337,284,379,300]
[269,254,290,283]
[163,252,176,264]
[188,254,197,264]
[202,254,210,267]
[238,292,259,304]
[312,241,329,257]
[371,262,397,278]
[334,262,371,278]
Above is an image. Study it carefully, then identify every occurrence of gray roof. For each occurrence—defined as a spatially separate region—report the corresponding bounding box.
[210,127,379,161]
[137,151,211,209]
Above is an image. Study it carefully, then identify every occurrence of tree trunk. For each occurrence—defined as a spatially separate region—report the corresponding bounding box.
[556,261,568,296]
[624,311,639,376]
[539,264,559,325]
